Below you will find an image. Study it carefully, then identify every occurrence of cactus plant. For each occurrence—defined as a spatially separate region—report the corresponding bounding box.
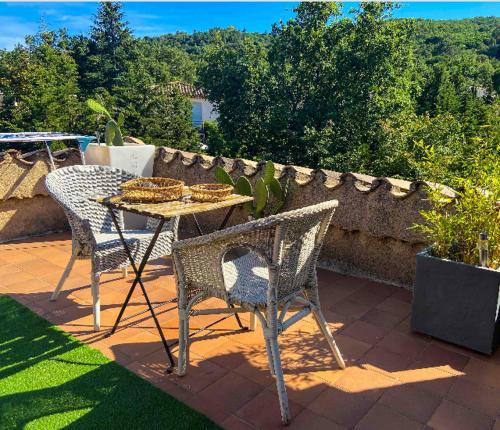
[214,160,290,219]
[87,99,124,146]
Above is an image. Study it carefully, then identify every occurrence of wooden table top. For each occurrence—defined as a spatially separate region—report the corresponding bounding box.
[96,187,253,219]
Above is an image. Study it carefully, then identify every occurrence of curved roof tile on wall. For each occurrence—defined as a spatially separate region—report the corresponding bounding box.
[154,146,455,199]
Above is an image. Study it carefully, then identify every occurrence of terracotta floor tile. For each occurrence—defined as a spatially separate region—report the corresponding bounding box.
[428,399,494,430]
[289,408,346,430]
[447,378,500,418]
[169,355,229,394]
[0,269,34,288]
[101,327,164,362]
[358,280,401,299]
[199,371,263,414]
[267,373,329,407]
[208,339,258,371]
[355,403,423,430]
[376,297,411,319]
[189,330,241,358]
[317,269,366,291]
[0,249,35,264]
[185,392,232,424]
[346,289,387,308]
[234,358,275,388]
[334,334,372,364]
[221,414,257,430]
[463,358,500,390]
[0,263,21,277]
[360,346,412,375]
[391,288,413,304]
[330,298,373,319]
[341,320,387,345]
[377,330,429,360]
[317,309,354,334]
[379,384,442,423]
[317,281,362,307]
[332,366,399,401]
[236,389,304,429]
[396,366,460,397]
[309,386,376,428]
[361,308,404,330]
[16,259,65,277]
[415,343,470,374]
[0,274,38,294]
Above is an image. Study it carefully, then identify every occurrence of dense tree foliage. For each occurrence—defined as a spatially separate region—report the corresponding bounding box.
[198,3,499,180]
[0,2,199,151]
[0,1,498,182]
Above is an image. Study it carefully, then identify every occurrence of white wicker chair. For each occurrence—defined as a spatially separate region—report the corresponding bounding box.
[172,199,345,425]
[45,165,179,331]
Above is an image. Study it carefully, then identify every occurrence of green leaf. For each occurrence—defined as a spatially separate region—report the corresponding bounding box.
[87,99,111,119]
[104,121,116,146]
[268,177,283,201]
[234,176,252,196]
[105,120,123,146]
[112,123,124,146]
[263,160,275,185]
[254,178,268,218]
[214,166,235,186]
[117,112,125,127]
[235,177,254,214]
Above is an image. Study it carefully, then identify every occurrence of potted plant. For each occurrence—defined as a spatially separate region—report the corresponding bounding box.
[411,139,500,354]
[84,99,156,177]
[215,160,290,219]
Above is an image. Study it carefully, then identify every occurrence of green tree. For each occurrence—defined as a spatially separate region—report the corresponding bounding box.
[0,30,81,134]
[86,2,132,92]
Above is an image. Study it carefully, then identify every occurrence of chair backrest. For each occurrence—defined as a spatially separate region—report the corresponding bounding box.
[267,200,337,301]
[45,165,136,236]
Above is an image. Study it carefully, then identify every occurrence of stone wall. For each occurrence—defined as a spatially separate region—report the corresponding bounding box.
[154,147,430,289]
[0,145,431,289]
[0,148,81,242]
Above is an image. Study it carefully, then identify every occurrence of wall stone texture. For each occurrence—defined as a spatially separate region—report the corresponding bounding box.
[154,147,431,289]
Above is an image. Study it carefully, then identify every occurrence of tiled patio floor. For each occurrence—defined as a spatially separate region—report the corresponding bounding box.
[1,233,500,430]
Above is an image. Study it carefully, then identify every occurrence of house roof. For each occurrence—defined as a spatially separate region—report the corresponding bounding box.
[164,81,206,99]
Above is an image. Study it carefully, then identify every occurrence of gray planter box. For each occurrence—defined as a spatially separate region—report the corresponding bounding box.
[411,250,500,355]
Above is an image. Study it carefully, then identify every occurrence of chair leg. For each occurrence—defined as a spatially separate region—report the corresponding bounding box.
[177,308,189,376]
[249,311,256,331]
[50,253,77,301]
[312,308,346,369]
[268,335,290,425]
[91,273,101,331]
[122,267,128,278]
[264,337,276,376]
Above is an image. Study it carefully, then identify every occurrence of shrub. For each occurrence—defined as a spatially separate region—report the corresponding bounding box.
[414,135,500,268]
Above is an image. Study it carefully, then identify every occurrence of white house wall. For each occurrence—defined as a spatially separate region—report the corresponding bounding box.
[191,98,219,123]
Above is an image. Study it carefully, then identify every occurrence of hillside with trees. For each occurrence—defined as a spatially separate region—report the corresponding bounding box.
[0,2,498,182]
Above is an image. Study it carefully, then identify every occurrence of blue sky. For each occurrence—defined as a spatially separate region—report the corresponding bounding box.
[0,2,498,50]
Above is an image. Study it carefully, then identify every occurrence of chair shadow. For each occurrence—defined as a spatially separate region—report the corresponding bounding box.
[105,324,470,428]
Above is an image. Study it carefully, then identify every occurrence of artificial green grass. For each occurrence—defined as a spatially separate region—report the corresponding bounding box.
[0,296,220,430]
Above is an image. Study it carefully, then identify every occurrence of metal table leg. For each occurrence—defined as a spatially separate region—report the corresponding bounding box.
[108,210,175,372]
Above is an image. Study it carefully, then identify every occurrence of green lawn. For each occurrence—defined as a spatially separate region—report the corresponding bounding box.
[0,296,219,430]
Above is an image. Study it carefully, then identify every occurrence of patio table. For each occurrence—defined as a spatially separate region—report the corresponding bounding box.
[96,187,253,372]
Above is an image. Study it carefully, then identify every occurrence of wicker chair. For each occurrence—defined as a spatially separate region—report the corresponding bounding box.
[45,165,179,331]
[172,200,345,425]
